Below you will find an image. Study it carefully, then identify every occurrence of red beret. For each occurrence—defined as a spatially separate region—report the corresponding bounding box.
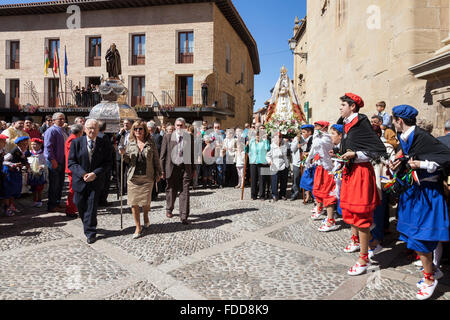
[345,93,364,108]
[314,121,330,128]
[31,138,44,144]
[0,134,8,140]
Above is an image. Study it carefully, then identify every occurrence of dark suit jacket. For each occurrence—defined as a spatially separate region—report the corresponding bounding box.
[68,135,113,193]
[152,133,163,154]
[160,132,194,180]
[437,134,450,150]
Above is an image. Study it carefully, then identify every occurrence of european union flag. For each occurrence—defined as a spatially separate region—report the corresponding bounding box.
[64,46,68,76]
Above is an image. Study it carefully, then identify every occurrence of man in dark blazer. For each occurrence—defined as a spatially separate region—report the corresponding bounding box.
[160,118,195,224]
[148,121,163,201]
[68,119,113,244]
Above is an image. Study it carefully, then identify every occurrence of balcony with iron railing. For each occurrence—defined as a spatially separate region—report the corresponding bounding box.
[88,56,101,67]
[131,55,145,66]
[5,54,20,69]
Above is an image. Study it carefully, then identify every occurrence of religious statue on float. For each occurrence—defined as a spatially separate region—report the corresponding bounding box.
[265,66,306,138]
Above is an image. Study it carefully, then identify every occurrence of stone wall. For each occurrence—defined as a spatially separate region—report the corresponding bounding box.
[303,0,449,135]
[0,2,256,128]
[213,4,255,129]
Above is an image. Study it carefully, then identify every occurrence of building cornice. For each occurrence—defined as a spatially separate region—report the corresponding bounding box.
[293,16,306,42]
[0,0,260,74]
[409,51,450,80]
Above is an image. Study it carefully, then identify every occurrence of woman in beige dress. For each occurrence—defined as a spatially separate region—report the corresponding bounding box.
[119,120,162,239]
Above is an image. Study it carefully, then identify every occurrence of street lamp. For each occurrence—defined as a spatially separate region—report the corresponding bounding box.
[288,37,308,59]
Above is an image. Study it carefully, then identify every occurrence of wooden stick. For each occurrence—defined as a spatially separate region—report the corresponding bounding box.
[241,148,248,201]
[120,154,124,230]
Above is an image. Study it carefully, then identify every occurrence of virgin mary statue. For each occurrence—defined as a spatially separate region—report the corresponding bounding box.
[266,66,305,123]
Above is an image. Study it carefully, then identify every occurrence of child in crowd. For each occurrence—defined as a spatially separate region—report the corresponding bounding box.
[306,121,338,232]
[27,138,47,208]
[299,125,315,203]
[305,121,333,221]
[2,136,31,216]
[368,125,396,260]
[235,140,246,189]
[202,135,215,188]
[0,134,8,215]
[328,124,344,217]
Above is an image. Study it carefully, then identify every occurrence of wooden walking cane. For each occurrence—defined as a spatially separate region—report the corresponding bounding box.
[241,147,248,201]
[120,153,124,230]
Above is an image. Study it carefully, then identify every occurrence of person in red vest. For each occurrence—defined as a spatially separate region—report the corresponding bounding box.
[65,123,83,218]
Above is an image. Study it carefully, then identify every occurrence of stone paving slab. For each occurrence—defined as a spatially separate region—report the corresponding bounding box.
[169,240,349,300]
[102,220,238,266]
[266,216,359,258]
[1,185,449,301]
[0,212,73,252]
[352,274,450,300]
[213,201,298,233]
[0,242,129,300]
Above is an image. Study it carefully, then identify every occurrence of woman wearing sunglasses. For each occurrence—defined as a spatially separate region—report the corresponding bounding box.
[119,120,162,239]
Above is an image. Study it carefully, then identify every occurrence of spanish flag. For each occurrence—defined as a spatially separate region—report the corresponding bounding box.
[44,48,50,76]
[53,45,59,74]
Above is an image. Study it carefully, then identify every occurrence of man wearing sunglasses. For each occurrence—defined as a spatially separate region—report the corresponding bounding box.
[160,118,195,225]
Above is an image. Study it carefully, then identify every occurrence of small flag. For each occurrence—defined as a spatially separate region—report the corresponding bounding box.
[53,45,59,74]
[64,46,68,76]
[44,48,50,76]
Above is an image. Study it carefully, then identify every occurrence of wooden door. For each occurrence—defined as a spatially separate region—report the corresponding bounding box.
[10,80,20,109]
[10,41,19,69]
[131,77,145,106]
[177,76,193,107]
[48,79,59,108]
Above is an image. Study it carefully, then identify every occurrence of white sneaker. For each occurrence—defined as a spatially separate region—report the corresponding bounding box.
[414,260,423,267]
[417,268,444,288]
[368,245,383,260]
[344,242,360,253]
[310,206,324,213]
[348,261,371,276]
[318,220,339,232]
[35,202,43,208]
[416,280,438,300]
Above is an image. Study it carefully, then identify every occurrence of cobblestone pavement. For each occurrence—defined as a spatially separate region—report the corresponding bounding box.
[1,186,449,300]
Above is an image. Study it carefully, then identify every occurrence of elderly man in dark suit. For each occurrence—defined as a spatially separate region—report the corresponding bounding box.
[68,119,113,244]
[160,118,195,224]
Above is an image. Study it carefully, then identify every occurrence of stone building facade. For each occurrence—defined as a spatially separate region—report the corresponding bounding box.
[291,0,450,136]
[0,0,259,128]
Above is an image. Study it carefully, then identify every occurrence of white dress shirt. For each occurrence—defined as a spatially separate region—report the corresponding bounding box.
[86,136,97,163]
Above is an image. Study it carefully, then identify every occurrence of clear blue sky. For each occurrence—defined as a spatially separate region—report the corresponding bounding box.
[1,0,307,111]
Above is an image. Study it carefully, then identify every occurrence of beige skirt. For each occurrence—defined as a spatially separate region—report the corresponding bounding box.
[127,175,154,207]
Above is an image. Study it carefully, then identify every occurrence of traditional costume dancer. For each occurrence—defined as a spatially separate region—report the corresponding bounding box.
[305,123,332,218]
[338,93,386,276]
[329,124,344,217]
[390,105,450,300]
[2,136,31,216]
[306,122,339,232]
[299,125,315,203]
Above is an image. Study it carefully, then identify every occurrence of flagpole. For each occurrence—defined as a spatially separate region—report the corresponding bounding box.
[57,49,64,108]
[51,48,63,108]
